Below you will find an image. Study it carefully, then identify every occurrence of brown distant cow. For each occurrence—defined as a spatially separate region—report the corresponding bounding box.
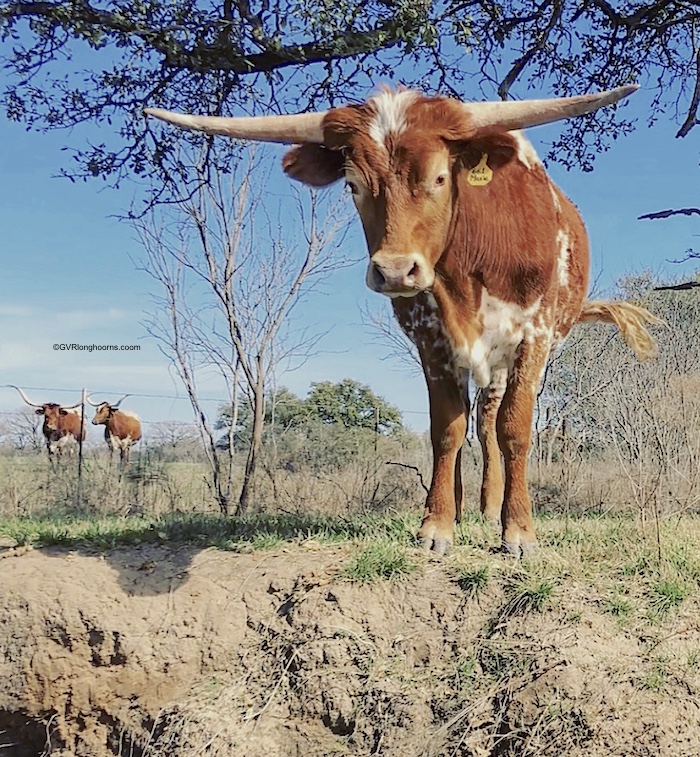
[146,85,661,555]
[10,385,85,459]
[87,395,142,465]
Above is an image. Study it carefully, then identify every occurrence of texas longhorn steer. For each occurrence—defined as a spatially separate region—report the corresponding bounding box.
[87,395,142,465]
[10,385,86,459]
[146,85,660,555]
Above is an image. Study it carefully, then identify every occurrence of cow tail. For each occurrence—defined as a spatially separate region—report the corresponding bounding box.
[577,300,665,361]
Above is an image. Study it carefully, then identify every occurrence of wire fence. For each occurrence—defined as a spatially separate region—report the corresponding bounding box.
[0,384,432,428]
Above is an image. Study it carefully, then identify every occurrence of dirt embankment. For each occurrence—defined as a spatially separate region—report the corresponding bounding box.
[2,541,700,756]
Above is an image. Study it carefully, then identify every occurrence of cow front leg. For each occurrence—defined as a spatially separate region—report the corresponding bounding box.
[417,378,467,555]
[497,344,548,556]
[477,368,507,525]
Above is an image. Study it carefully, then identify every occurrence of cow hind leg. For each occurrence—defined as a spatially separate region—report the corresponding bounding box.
[454,446,464,524]
[477,369,507,526]
[417,378,467,556]
[497,345,549,557]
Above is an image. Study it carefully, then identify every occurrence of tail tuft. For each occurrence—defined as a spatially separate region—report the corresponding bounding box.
[577,300,664,361]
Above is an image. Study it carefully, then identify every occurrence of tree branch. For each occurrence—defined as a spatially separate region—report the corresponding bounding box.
[639,207,700,220]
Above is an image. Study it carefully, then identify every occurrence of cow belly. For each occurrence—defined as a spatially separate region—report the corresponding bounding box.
[107,433,132,451]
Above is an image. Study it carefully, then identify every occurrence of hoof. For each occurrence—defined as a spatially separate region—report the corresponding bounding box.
[501,540,538,558]
[417,520,453,556]
[418,536,452,556]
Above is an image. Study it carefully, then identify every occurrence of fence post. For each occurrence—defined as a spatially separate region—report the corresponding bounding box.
[76,388,86,507]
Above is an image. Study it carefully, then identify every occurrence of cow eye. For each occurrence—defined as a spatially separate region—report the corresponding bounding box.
[435,174,447,187]
[345,181,359,195]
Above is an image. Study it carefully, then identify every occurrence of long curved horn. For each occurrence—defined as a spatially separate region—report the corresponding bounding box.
[111,394,130,409]
[144,109,327,145]
[8,385,43,408]
[85,394,102,407]
[464,84,639,131]
[60,401,84,410]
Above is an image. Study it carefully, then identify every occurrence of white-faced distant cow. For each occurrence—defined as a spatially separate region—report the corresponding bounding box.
[87,395,142,465]
[146,85,661,555]
[10,385,86,459]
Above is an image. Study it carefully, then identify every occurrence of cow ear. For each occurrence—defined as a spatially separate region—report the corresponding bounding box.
[35,408,44,416]
[282,144,345,187]
[59,408,69,415]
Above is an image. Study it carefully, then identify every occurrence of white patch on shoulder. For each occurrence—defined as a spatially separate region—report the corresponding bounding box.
[509,131,542,170]
[549,182,562,213]
[452,290,547,388]
[369,90,420,147]
[557,229,570,288]
[119,410,140,420]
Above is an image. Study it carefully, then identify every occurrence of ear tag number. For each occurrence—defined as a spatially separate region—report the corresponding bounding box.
[467,153,493,186]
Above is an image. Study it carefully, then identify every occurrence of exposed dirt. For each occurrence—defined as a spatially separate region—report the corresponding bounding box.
[2,540,700,756]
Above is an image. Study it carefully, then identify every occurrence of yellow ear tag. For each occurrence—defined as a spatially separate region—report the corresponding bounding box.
[467,153,493,186]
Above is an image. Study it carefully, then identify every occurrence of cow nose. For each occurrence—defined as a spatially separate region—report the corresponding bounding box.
[366,253,433,295]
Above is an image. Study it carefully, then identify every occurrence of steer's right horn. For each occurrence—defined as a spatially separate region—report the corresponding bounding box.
[144,109,327,145]
[8,385,43,408]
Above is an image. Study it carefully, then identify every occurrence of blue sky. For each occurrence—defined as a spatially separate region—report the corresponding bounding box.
[1,84,698,437]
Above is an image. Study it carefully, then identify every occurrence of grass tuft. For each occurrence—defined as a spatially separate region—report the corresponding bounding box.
[455,565,490,599]
[648,579,690,618]
[341,540,419,583]
[501,573,557,617]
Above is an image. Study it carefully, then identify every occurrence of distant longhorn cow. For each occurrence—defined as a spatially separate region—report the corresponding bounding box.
[87,395,142,465]
[145,85,661,555]
[10,385,85,460]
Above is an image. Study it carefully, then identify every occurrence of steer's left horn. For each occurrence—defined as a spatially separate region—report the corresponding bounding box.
[111,394,130,409]
[144,109,327,145]
[85,395,101,407]
[60,401,83,410]
[463,84,639,132]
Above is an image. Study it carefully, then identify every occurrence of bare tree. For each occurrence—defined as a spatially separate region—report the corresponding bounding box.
[359,301,422,377]
[147,421,202,460]
[0,408,43,453]
[136,147,351,514]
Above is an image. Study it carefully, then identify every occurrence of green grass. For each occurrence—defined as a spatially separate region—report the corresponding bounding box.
[602,595,633,619]
[0,511,421,552]
[503,573,558,616]
[341,540,419,582]
[648,579,690,618]
[455,565,490,599]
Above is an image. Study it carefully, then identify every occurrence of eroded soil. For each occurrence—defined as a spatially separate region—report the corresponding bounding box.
[2,540,700,756]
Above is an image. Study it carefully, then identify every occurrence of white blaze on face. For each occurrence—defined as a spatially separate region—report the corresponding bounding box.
[368,90,420,148]
[452,290,548,388]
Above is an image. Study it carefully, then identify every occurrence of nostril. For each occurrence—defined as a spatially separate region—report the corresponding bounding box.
[408,262,419,279]
[373,265,386,286]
